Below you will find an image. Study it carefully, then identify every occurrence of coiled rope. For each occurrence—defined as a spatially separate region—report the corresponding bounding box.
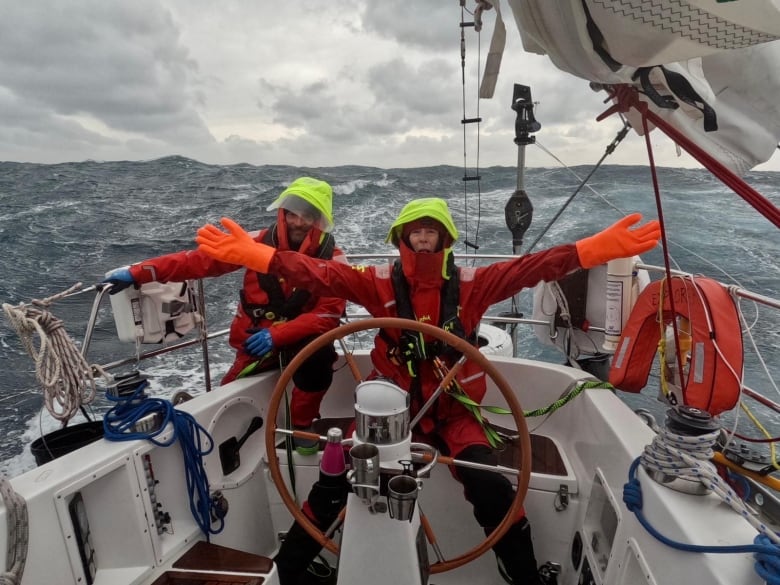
[623,425,780,582]
[2,284,107,422]
[103,380,224,538]
[0,477,28,585]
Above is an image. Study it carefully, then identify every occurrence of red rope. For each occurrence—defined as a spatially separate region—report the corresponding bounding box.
[639,114,689,392]
[599,85,780,229]
[731,432,780,444]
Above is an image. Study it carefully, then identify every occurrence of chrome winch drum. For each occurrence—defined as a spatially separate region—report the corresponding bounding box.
[354,379,410,444]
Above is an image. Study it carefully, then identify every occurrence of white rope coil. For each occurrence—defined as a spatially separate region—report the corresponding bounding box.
[0,477,28,585]
[2,284,103,422]
[642,427,780,545]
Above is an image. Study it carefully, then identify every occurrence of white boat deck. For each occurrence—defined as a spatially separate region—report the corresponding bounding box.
[2,350,771,585]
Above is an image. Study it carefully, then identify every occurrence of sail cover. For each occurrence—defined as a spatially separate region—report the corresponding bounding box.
[497,0,780,174]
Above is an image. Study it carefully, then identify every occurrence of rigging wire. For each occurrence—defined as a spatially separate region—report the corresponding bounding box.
[459,1,483,262]
[523,122,630,254]
[533,140,625,215]
[535,136,764,306]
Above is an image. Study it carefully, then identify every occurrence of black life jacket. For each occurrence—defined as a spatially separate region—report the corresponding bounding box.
[384,255,478,429]
[384,255,475,371]
[241,224,335,325]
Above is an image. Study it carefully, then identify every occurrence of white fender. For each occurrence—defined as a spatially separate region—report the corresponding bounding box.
[477,323,514,357]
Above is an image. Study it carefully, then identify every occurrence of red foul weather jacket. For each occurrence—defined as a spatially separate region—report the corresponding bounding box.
[269,240,581,456]
[129,222,347,383]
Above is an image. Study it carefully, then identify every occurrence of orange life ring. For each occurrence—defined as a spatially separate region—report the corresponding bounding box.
[609,276,743,416]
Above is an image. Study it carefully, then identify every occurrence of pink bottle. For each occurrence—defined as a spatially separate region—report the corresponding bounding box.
[320,427,346,480]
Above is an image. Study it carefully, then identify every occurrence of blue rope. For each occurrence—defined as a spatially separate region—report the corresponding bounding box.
[755,535,780,584]
[103,381,175,445]
[623,458,780,583]
[725,468,752,502]
[172,407,224,537]
[103,381,223,538]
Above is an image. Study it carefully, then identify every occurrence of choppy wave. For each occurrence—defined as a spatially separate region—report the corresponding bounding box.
[1,157,778,477]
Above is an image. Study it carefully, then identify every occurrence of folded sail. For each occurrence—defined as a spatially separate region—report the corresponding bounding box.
[502,0,780,173]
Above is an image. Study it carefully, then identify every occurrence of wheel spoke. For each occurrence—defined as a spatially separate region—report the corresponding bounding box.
[264,317,532,572]
[419,504,446,563]
[336,336,364,382]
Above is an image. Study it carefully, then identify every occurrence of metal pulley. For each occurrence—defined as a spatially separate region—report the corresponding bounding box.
[506,84,541,254]
[505,190,534,256]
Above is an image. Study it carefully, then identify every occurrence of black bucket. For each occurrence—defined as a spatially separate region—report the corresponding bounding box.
[30,420,105,466]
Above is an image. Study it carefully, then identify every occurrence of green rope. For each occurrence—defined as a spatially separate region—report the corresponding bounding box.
[523,380,613,418]
[447,384,508,448]
[449,379,614,447]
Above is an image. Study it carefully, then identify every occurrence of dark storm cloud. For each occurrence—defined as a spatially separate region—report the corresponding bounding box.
[361,1,466,51]
[0,2,215,161]
[0,1,775,170]
[258,55,461,149]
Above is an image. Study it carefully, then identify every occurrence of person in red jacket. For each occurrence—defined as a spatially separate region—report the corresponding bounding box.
[195,197,661,584]
[103,177,347,451]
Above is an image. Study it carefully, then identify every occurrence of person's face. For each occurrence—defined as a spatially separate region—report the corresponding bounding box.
[407,227,440,253]
[284,210,314,245]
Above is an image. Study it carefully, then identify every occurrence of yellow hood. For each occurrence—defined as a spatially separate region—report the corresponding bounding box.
[385,197,459,247]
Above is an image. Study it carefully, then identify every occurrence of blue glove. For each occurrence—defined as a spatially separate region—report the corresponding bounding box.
[102,268,136,295]
[245,328,274,357]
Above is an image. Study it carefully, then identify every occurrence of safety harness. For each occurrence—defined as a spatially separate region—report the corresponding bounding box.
[382,255,514,444]
[381,256,481,434]
[383,255,476,378]
[240,224,335,325]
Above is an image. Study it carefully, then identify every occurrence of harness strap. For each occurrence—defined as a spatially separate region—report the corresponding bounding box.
[383,256,476,376]
[242,226,335,324]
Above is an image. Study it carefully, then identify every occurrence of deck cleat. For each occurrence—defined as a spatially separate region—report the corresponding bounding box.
[539,561,561,585]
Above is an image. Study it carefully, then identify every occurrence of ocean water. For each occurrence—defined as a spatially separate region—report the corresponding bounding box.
[0,157,778,477]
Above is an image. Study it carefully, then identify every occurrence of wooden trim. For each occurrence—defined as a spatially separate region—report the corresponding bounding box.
[499,432,567,476]
[171,541,273,575]
[150,570,263,585]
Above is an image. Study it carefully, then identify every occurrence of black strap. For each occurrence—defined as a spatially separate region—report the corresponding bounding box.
[386,256,474,365]
[634,66,718,132]
[242,225,336,324]
[581,0,622,72]
[385,256,474,432]
[439,254,467,342]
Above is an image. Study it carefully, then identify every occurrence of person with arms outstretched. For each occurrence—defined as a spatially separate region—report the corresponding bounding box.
[196,197,660,584]
[103,177,347,452]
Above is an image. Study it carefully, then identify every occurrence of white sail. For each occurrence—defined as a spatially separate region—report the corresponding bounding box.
[498,0,780,173]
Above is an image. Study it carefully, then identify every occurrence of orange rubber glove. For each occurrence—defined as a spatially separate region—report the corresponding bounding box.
[575,213,661,269]
[196,217,276,272]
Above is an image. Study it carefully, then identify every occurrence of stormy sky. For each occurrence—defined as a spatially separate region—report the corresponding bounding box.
[1,1,777,171]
